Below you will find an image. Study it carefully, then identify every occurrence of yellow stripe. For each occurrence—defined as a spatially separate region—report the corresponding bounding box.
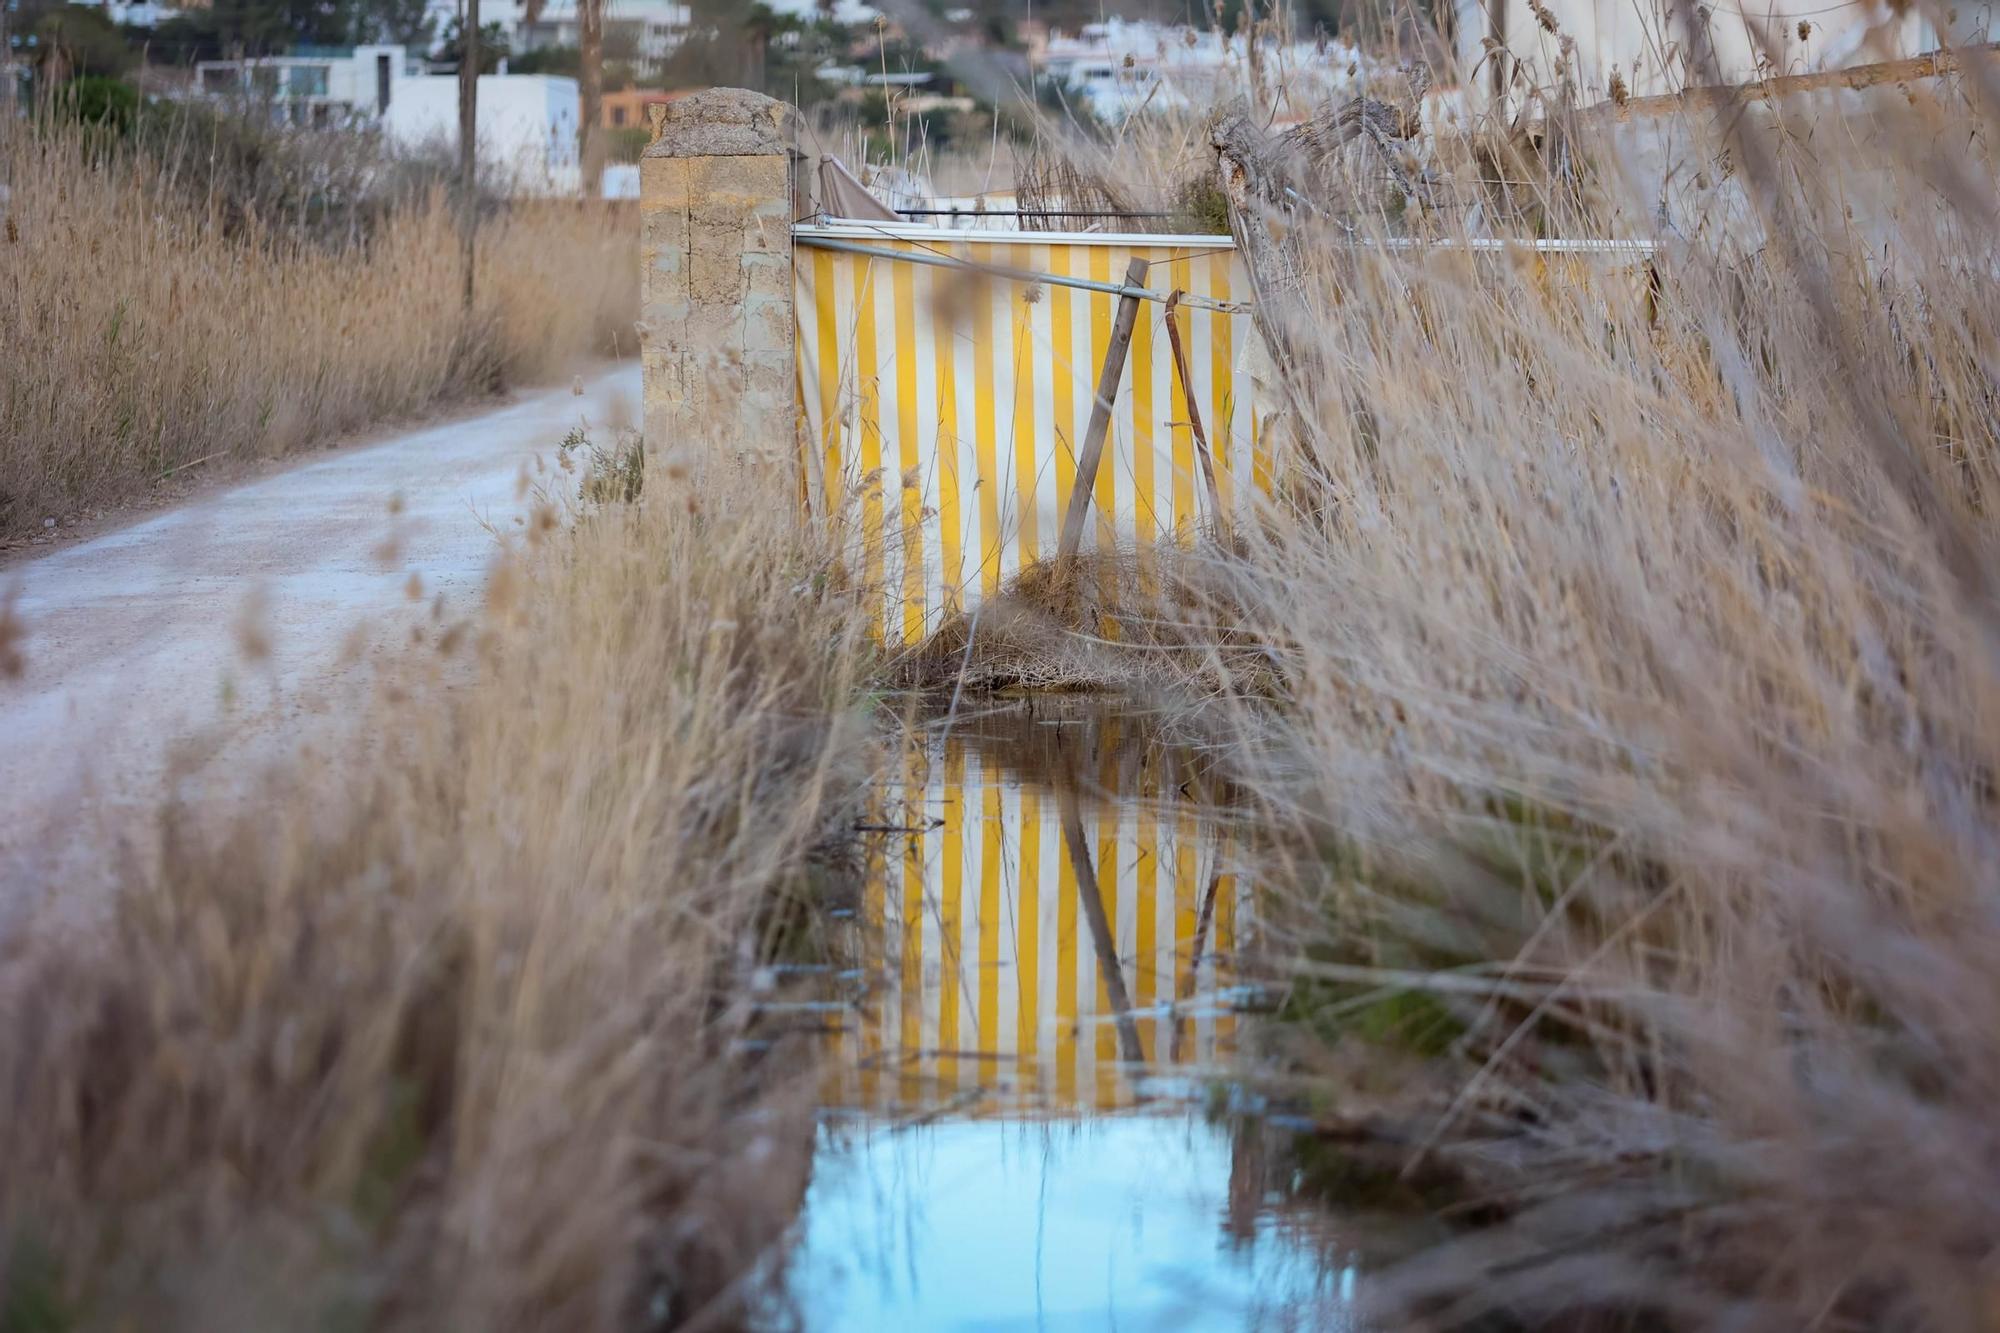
[1135,803,1157,1064]
[1210,253,1235,513]
[1130,249,1157,549]
[1169,253,1195,539]
[979,773,1002,1089]
[933,255,963,614]
[812,245,842,518]
[1054,794,1076,1106]
[1095,782,1119,1108]
[893,250,924,644]
[900,765,925,1109]
[1050,245,1077,524]
[1174,808,1197,1065]
[860,794,887,1108]
[937,746,964,1090]
[1018,789,1043,1104]
[854,256,886,624]
[972,245,1002,597]
[1010,248,1040,572]
[1215,866,1237,1050]
[1089,246,1116,556]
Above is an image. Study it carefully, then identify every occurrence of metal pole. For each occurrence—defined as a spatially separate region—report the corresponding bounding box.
[792,234,1248,314]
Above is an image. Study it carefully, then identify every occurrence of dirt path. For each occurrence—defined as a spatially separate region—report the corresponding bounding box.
[0,364,641,905]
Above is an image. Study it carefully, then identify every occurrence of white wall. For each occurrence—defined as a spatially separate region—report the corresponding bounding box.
[1451,0,1997,115]
[334,44,410,117]
[382,74,582,196]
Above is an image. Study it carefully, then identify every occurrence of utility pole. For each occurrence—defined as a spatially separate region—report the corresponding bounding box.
[579,0,604,198]
[458,0,481,313]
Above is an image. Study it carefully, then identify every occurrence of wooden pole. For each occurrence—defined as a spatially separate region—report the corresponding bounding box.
[1058,784,1147,1067]
[578,0,604,199]
[457,0,480,314]
[1162,291,1226,538]
[1056,256,1148,578]
[1596,41,2000,121]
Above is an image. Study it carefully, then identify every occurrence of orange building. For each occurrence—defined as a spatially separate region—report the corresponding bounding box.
[600,86,698,130]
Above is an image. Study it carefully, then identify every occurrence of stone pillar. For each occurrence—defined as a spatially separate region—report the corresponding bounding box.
[639,88,796,462]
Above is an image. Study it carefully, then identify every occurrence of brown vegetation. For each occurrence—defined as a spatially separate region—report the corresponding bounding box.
[0,115,638,539]
[928,51,2000,1328]
[1190,65,2000,1333]
[0,454,873,1329]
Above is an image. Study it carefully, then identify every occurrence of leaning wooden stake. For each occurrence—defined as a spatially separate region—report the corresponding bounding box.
[1056,256,1149,579]
[1058,783,1147,1066]
[1162,291,1227,539]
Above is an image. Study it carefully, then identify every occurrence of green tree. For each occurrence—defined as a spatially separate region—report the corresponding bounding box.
[437,16,510,71]
[19,3,134,81]
[56,72,140,129]
[510,43,580,75]
[355,0,434,48]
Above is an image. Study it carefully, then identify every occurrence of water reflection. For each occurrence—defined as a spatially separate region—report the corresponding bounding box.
[822,707,1242,1116]
[786,704,1353,1331]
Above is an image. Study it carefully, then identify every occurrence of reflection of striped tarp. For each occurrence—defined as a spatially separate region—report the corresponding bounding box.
[822,745,1244,1117]
[793,222,1269,644]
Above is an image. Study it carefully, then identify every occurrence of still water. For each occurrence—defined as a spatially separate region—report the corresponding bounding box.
[781,705,1358,1331]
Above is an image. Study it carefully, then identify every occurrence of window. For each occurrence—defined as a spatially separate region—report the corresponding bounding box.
[612,105,626,125]
[288,63,329,98]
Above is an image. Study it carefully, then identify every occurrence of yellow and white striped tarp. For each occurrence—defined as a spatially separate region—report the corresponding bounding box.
[822,743,1244,1117]
[794,222,1269,644]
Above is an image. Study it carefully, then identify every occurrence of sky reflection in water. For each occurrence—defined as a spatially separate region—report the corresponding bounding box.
[786,709,1357,1331]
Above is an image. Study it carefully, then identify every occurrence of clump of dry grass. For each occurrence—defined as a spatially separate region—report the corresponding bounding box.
[1007,50,2000,1328]
[891,547,1274,695]
[0,454,873,1329]
[0,116,638,538]
[1194,67,2000,1332]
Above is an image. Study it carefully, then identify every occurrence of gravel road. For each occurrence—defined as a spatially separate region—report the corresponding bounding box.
[0,363,641,904]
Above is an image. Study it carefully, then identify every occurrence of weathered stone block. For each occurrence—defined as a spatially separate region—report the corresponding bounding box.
[640,88,798,459]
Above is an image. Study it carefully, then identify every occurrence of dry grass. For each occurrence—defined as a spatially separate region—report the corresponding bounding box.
[979,46,2000,1328]
[11,39,2000,1329]
[0,451,874,1330]
[0,116,638,538]
[1157,64,2000,1333]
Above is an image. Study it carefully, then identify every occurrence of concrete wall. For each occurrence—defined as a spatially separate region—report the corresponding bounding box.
[1451,0,1999,114]
[638,88,797,463]
[381,74,582,196]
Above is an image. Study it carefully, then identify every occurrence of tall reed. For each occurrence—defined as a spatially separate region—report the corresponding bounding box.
[0,115,637,537]
[1186,58,2000,1331]
[954,38,2000,1324]
[0,447,873,1329]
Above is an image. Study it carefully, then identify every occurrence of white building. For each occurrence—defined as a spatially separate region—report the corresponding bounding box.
[1452,0,2000,114]
[765,0,882,27]
[195,44,425,126]
[382,72,581,194]
[63,0,184,27]
[503,0,692,78]
[1041,18,1375,123]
